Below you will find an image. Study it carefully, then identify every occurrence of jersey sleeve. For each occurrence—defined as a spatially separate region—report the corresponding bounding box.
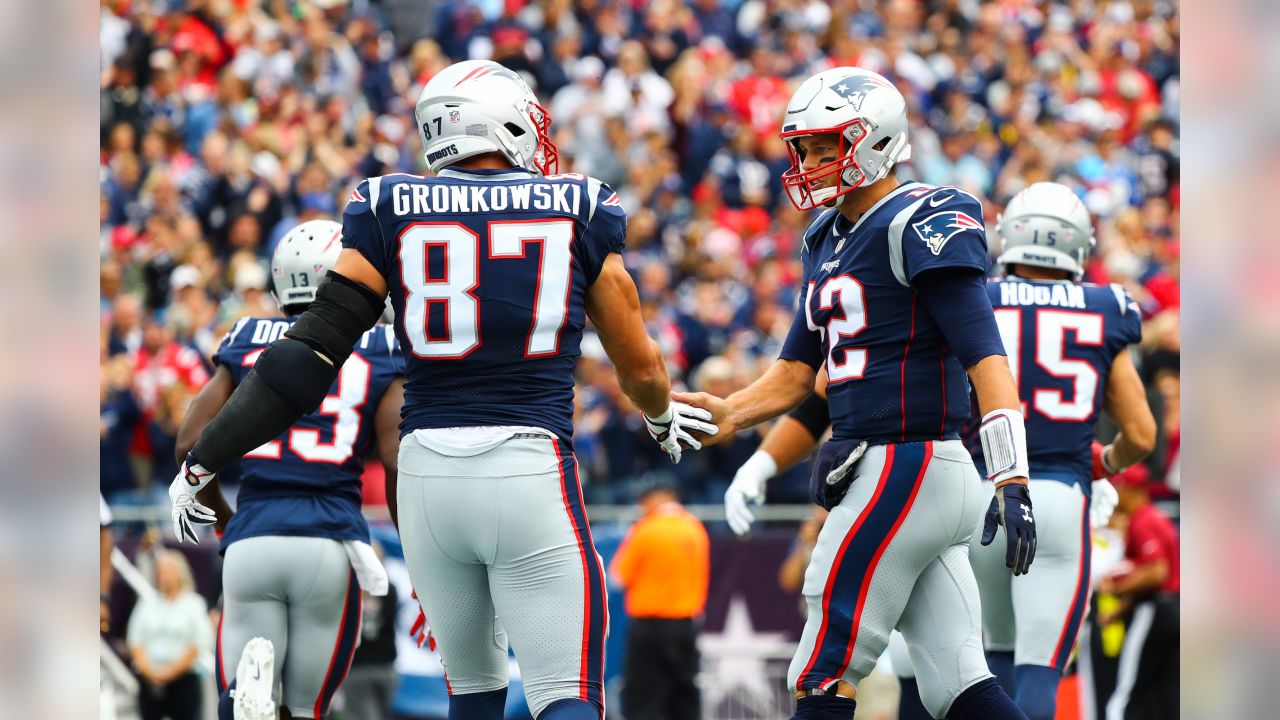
[578,177,627,284]
[1108,284,1144,349]
[779,224,828,369]
[341,178,391,277]
[210,317,253,370]
[896,190,990,284]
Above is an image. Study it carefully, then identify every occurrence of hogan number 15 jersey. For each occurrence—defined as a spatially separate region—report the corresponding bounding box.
[987,276,1142,487]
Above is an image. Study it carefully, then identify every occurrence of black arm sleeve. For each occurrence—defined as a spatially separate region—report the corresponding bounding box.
[787,392,831,441]
[914,268,1008,369]
[190,368,306,471]
[189,271,386,472]
[285,271,385,367]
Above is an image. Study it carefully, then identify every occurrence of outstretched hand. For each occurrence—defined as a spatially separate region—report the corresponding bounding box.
[671,391,735,447]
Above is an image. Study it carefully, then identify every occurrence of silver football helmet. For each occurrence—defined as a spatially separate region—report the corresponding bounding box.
[415,60,558,175]
[271,219,343,310]
[779,67,912,210]
[996,182,1096,278]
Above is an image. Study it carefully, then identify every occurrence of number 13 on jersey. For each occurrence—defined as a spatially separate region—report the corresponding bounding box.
[398,220,574,359]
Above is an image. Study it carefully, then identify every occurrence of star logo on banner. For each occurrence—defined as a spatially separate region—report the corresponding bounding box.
[698,596,792,714]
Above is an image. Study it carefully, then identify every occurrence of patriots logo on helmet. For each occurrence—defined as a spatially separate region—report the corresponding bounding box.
[912,210,983,255]
[828,74,896,112]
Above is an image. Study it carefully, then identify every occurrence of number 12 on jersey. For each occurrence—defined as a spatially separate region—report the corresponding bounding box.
[399,220,574,359]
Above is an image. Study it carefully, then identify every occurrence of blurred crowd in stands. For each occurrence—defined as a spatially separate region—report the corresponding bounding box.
[100,0,1179,508]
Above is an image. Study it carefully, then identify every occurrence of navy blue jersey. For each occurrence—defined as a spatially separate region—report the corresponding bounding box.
[340,168,626,444]
[780,182,991,443]
[988,277,1143,487]
[213,316,405,551]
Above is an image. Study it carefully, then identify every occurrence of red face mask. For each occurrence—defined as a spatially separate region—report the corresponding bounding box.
[528,101,559,176]
[779,119,873,211]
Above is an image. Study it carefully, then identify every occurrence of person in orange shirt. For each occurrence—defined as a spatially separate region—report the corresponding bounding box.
[609,483,710,720]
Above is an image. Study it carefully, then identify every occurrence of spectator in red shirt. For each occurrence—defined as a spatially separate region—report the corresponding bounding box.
[130,316,211,487]
[727,47,788,142]
[1098,464,1179,720]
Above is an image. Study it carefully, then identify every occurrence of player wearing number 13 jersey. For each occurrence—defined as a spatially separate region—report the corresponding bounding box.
[174,219,406,720]
[168,60,712,720]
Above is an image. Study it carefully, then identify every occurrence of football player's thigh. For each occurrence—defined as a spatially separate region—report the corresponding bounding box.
[1012,479,1090,670]
[969,482,1015,653]
[488,441,605,718]
[275,537,363,719]
[788,442,950,693]
[897,543,992,718]
[220,537,290,696]
[397,448,510,696]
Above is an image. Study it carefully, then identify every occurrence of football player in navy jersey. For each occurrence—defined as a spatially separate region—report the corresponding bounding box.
[678,67,1036,720]
[721,181,1159,720]
[170,219,406,720]
[970,182,1157,720]
[166,60,713,720]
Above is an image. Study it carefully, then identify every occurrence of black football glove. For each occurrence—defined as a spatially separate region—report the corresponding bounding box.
[980,483,1037,575]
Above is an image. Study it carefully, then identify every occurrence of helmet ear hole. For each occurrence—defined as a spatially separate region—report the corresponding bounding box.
[504,122,527,137]
[872,136,890,151]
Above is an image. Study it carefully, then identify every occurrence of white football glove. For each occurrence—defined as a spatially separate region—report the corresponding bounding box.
[1089,478,1119,529]
[168,456,218,544]
[643,401,718,464]
[725,451,778,536]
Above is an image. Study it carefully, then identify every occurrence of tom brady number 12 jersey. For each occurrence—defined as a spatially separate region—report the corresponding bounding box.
[781,182,990,444]
[340,168,626,444]
[213,317,406,550]
[988,276,1142,488]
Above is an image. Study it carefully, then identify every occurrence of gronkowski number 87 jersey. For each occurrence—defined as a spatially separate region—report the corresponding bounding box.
[340,167,626,444]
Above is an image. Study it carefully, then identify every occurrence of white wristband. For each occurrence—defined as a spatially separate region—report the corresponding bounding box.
[1099,443,1122,475]
[644,404,674,426]
[741,450,779,481]
[979,408,1029,484]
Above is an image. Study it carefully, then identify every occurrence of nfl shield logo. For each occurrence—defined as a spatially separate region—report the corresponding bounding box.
[448,110,460,123]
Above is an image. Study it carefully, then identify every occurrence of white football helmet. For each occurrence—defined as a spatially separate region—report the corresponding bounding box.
[996,182,1096,278]
[271,219,343,311]
[415,60,558,175]
[779,67,912,210]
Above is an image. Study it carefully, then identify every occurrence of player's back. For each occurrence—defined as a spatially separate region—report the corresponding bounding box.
[213,316,405,547]
[341,168,626,445]
[988,276,1142,486]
